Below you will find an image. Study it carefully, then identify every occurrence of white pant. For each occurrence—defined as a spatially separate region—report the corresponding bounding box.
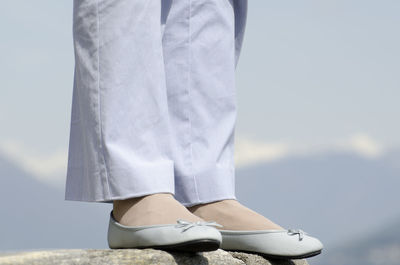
[65,0,248,207]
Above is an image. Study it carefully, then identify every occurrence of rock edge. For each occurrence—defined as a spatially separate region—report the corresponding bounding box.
[0,249,308,265]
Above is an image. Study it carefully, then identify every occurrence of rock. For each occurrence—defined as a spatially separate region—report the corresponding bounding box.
[0,249,309,265]
[228,251,309,265]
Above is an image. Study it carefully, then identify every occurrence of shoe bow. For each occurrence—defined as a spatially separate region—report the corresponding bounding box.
[175,219,223,232]
[287,229,307,241]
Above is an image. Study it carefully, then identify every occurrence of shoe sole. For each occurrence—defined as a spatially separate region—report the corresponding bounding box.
[121,239,221,252]
[225,248,322,259]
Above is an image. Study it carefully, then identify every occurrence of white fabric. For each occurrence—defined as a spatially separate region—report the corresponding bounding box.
[65,0,248,206]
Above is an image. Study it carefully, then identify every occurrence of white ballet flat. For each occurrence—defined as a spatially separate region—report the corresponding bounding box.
[219,228,323,259]
[107,211,223,252]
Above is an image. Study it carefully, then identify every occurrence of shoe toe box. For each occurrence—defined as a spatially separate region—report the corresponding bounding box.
[220,229,323,257]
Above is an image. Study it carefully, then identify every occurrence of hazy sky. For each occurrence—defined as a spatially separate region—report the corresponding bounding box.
[1,0,399,184]
[236,0,400,148]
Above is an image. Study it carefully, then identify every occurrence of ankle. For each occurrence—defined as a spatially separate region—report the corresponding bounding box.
[112,193,174,222]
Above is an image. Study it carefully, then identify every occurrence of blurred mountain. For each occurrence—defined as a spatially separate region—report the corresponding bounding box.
[0,153,112,251]
[314,216,400,265]
[0,149,398,259]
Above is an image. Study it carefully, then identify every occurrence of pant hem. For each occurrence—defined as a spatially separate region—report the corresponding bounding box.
[174,163,236,206]
[65,190,175,204]
[65,160,175,203]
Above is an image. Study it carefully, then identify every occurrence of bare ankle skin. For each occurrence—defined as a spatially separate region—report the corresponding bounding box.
[112,193,169,222]
[112,193,204,226]
[187,199,284,230]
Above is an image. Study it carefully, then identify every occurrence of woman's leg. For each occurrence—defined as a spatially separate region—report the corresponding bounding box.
[65,0,202,225]
[162,0,283,230]
[66,0,173,202]
[162,0,238,206]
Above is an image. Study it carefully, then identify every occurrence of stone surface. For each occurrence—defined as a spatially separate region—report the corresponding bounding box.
[228,251,309,265]
[0,249,309,265]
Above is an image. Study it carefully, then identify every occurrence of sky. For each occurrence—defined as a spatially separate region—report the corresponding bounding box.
[0,0,399,185]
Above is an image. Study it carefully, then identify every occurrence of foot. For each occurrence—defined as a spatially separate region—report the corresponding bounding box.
[113,193,204,226]
[187,199,284,231]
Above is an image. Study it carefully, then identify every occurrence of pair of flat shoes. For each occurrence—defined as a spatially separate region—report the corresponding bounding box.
[107,211,323,259]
